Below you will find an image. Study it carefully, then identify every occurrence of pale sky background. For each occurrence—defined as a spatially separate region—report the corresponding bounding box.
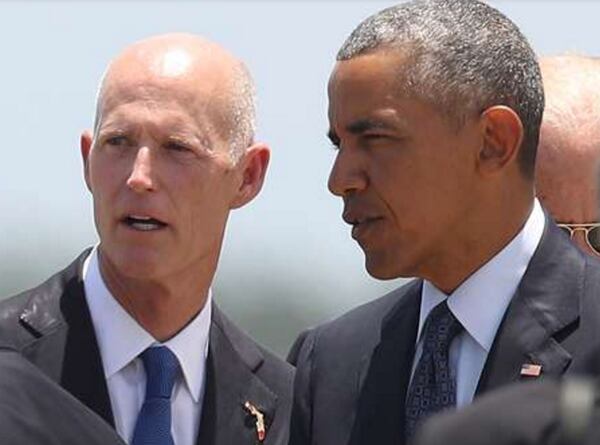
[0,1,597,355]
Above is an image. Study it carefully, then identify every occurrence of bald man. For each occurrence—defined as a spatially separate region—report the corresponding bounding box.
[536,55,600,257]
[0,34,293,445]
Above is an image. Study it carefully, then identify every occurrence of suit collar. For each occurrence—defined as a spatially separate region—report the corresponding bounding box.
[18,249,115,426]
[350,280,422,445]
[422,199,546,352]
[83,248,212,402]
[18,252,280,444]
[476,217,582,394]
[197,306,277,445]
[19,250,277,445]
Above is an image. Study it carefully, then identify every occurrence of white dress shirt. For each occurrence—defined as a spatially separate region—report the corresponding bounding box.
[411,199,546,407]
[83,248,212,445]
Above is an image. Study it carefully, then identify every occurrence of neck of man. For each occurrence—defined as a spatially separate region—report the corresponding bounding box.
[424,184,536,295]
[97,250,217,342]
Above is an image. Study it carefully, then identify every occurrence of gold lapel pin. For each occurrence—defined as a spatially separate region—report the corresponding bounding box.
[244,401,266,442]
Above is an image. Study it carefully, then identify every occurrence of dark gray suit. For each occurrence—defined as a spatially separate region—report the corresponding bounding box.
[288,220,600,445]
[413,379,600,445]
[0,346,125,445]
[0,251,294,445]
[414,350,600,445]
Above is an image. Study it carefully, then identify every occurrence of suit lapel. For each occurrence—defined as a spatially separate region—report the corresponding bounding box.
[476,220,582,394]
[18,251,114,426]
[349,280,422,445]
[196,307,277,445]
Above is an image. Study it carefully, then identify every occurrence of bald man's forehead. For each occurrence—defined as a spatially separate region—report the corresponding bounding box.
[96,71,236,157]
[100,73,216,118]
[98,50,235,124]
[91,33,255,156]
[109,34,238,84]
[536,143,600,223]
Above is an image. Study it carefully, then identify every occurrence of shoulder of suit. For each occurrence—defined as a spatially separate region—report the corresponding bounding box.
[211,306,293,380]
[291,279,421,360]
[314,279,420,336]
[583,253,600,279]
[414,380,560,445]
[0,250,90,349]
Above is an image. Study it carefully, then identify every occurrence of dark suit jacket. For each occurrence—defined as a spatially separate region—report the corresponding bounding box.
[413,379,600,445]
[413,380,563,445]
[0,346,125,445]
[0,251,294,445]
[413,351,600,445]
[287,219,600,445]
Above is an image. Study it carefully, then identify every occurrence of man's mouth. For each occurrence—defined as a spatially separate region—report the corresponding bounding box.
[343,211,384,240]
[122,215,168,231]
[350,217,382,239]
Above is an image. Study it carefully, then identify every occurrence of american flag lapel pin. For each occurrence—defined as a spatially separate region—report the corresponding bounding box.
[520,363,543,377]
[244,401,266,442]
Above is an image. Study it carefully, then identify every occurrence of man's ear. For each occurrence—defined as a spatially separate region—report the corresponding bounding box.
[230,143,271,209]
[80,130,94,192]
[477,106,524,175]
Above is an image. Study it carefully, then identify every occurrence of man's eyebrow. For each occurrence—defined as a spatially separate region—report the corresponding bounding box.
[327,117,401,145]
[346,118,393,134]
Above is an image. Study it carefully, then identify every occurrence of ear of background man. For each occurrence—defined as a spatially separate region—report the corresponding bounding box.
[288,2,600,445]
[0,33,293,445]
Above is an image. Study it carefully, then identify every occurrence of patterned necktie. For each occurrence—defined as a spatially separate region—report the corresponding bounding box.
[131,346,180,445]
[405,300,463,440]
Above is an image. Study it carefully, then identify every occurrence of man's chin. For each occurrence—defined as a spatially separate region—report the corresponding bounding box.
[100,246,166,281]
[364,255,412,281]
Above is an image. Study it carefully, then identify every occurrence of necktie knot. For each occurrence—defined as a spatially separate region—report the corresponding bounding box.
[141,346,180,399]
[421,300,462,353]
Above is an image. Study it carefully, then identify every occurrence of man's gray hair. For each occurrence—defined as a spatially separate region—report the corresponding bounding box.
[337,0,544,178]
[227,61,256,161]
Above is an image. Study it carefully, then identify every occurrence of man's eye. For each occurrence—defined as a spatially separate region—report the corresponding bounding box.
[105,135,129,147]
[165,141,192,152]
[364,133,387,141]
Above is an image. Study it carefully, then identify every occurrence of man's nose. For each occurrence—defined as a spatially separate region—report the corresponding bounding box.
[328,149,367,197]
[126,146,156,193]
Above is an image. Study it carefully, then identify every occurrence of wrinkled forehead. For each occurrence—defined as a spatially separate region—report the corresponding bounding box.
[535,141,600,222]
[101,75,218,111]
[327,51,413,109]
[95,57,234,135]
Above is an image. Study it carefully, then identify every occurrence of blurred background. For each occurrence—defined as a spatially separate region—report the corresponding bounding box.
[0,0,598,357]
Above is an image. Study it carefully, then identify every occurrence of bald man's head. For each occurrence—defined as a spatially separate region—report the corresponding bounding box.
[80,33,271,287]
[536,55,600,255]
[94,33,255,159]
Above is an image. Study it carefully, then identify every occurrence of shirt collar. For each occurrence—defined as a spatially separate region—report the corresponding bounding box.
[419,199,546,351]
[83,247,212,403]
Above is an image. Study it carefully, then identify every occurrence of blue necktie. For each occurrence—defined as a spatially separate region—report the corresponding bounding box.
[405,300,463,439]
[131,346,180,445]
